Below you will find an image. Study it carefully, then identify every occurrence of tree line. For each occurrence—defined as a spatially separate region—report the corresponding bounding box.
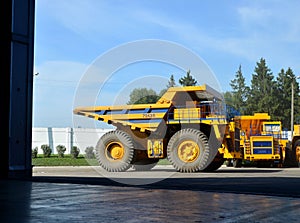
[225,57,300,130]
[128,58,300,129]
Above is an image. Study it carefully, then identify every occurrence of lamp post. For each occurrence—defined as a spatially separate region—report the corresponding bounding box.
[291,76,300,139]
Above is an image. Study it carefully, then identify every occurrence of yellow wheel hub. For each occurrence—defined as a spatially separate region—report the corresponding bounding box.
[178,140,200,163]
[106,142,124,160]
[296,146,300,162]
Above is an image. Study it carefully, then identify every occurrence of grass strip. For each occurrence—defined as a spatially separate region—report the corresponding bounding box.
[32,155,171,166]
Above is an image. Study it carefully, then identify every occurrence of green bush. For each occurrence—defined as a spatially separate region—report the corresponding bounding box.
[32,147,38,158]
[41,144,52,158]
[85,146,95,159]
[56,145,66,158]
[71,146,80,159]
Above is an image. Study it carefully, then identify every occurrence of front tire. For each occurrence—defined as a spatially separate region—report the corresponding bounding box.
[95,130,134,172]
[167,128,210,172]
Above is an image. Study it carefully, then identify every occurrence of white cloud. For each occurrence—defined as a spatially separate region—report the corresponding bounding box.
[237,7,272,26]
[237,2,300,42]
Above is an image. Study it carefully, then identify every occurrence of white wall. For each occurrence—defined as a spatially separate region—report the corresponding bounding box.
[32,127,112,154]
[32,128,292,155]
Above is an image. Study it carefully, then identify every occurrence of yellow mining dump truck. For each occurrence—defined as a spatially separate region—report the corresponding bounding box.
[73,84,228,172]
[221,113,290,167]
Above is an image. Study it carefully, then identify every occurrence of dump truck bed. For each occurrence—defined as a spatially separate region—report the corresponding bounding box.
[234,113,270,138]
[73,84,226,132]
[73,103,171,132]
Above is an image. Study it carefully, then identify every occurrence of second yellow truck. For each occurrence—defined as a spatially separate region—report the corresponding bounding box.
[222,113,290,168]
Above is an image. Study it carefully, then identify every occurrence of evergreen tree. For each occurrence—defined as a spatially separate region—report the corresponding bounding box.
[179,69,197,86]
[224,91,233,105]
[287,68,300,127]
[276,68,300,129]
[167,74,176,88]
[224,91,241,119]
[229,65,249,114]
[275,68,289,128]
[247,58,277,116]
[159,75,177,96]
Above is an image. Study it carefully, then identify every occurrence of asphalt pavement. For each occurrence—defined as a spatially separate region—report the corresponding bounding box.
[1,165,300,223]
[32,165,300,197]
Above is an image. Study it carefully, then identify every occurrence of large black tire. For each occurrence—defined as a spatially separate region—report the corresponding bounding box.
[293,139,300,167]
[283,141,299,167]
[95,130,134,172]
[167,128,210,172]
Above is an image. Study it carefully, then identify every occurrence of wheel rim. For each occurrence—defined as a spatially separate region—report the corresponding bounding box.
[296,146,300,162]
[177,140,200,163]
[105,142,124,161]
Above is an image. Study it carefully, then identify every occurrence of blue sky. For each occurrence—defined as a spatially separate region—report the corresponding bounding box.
[33,0,300,128]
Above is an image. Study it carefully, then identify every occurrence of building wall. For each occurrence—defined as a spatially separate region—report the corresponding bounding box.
[32,127,112,155]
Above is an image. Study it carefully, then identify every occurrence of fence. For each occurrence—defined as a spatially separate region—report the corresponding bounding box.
[32,127,112,154]
[32,127,293,155]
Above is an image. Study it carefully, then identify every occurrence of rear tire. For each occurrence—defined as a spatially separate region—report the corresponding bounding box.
[95,130,134,172]
[167,128,210,172]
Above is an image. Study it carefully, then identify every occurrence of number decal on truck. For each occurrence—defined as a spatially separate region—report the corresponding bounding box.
[143,113,155,118]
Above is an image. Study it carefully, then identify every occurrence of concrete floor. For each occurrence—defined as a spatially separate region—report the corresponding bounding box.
[1,166,300,223]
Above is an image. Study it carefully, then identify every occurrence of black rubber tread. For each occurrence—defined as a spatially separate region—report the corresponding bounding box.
[167,128,210,173]
[95,130,134,172]
[282,140,299,167]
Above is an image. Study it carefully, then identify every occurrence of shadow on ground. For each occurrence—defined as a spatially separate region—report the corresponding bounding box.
[31,175,300,198]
